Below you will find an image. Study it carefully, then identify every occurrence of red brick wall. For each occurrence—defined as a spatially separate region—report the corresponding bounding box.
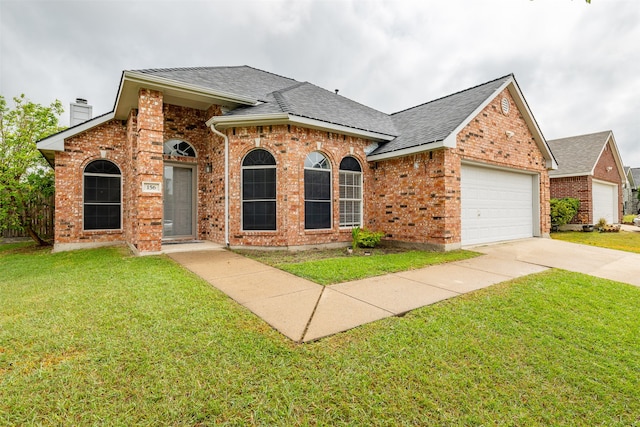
[129,89,164,253]
[53,86,551,252]
[550,176,591,223]
[550,138,623,224]
[162,104,224,242]
[53,119,128,246]
[456,88,551,237]
[593,139,623,221]
[369,88,550,249]
[368,149,458,248]
[224,125,373,248]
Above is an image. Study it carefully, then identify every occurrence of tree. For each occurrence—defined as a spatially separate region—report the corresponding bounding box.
[0,94,64,245]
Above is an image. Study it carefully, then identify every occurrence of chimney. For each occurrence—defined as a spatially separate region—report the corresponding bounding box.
[70,98,92,126]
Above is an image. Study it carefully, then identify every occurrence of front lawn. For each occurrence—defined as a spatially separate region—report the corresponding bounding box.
[551,230,640,254]
[236,248,478,285]
[1,243,639,425]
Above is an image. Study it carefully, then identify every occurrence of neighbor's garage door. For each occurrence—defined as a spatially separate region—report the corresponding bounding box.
[461,164,536,246]
[592,180,618,224]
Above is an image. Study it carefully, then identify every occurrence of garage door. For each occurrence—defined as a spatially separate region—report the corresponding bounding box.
[592,180,618,224]
[461,164,536,246]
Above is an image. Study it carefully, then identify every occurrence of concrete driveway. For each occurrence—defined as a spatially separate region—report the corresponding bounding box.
[168,238,640,343]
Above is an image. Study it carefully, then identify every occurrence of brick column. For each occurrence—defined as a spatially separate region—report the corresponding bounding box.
[132,89,164,253]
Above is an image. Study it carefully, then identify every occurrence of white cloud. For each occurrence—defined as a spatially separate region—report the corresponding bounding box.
[1,0,638,166]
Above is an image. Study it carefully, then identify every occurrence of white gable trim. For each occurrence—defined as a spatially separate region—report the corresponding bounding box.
[590,131,627,186]
[37,112,116,152]
[206,113,396,142]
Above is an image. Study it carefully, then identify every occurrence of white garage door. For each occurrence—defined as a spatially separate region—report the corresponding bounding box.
[592,180,618,224]
[461,164,536,246]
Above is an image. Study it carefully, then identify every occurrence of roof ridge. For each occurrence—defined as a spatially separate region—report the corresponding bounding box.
[391,73,514,116]
[272,91,292,113]
[130,65,299,83]
[547,130,612,142]
[300,81,392,116]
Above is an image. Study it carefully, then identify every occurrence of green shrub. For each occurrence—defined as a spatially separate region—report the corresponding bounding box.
[623,214,637,224]
[596,217,607,228]
[351,226,384,248]
[351,226,361,249]
[550,197,580,226]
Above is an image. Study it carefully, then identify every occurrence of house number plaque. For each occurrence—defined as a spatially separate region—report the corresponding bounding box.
[142,181,162,193]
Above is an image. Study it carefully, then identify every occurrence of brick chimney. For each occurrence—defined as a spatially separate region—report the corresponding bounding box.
[70,98,93,126]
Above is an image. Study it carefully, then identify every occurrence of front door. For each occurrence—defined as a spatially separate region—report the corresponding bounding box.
[163,164,195,239]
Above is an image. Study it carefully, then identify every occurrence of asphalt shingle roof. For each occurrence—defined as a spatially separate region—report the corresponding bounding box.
[132,66,298,102]
[547,131,612,176]
[130,67,526,155]
[631,167,640,188]
[370,75,512,156]
[226,82,398,136]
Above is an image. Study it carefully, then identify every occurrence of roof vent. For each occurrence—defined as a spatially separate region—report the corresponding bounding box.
[70,98,93,126]
[335,89,339,95]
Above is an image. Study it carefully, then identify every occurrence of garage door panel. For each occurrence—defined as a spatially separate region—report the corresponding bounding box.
[592,181,617,224]
[461,165,535,246]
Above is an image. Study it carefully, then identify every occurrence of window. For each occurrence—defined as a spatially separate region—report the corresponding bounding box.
[242,149,276,230]
[163,139,196,157]
[339,156,362,228]
[304,151,331,229]
[84,160,121,230]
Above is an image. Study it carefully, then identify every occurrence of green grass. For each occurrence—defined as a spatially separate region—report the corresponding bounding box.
[1,243,640,425]
[237,248,479,285]
[552,230,640,254]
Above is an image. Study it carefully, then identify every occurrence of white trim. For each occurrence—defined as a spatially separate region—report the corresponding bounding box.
[304,151,333,230]
[460,161,541,245]
[162,162,197,240]
[82,159,123,232]
[443,79,513,149]
[592,178,619,224]
[37,112,115,152]
[367,140,447,161]
[207,113,396,142]
[120,71,259,106]
[367,77,557,169]
[338,169,363,228]
[208,124,230,245]
[240,149,278,232]
[549,172,591,179]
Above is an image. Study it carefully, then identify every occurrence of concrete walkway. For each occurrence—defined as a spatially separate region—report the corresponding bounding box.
[167,238,640,342]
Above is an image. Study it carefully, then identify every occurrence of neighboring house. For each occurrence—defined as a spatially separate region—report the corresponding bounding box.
[630,167,640,215]
[37,66,556,255]
[548,131,626,226]
[623,166,638,215]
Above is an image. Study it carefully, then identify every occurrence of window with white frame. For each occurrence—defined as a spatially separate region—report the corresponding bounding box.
[304,151,331,229]
[163,139,196,157]
[242,149,276,230]
[83,160,122,230]
[339,156,362,228]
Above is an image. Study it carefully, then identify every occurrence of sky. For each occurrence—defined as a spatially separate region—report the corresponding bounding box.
[1,0,639,168]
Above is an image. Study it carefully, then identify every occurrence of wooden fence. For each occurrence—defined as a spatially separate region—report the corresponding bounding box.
[1,195,54,239]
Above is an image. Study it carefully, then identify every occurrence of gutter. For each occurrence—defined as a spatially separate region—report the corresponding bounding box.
[208,123,230,247]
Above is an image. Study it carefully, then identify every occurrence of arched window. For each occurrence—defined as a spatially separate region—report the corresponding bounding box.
[84,160,121,230]
[163,139,196,157]
[339,156,362,228]
[242,149,276,230]
[304,151,331,229]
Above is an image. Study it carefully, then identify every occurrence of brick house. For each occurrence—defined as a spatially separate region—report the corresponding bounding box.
[548,131,626,226]
[37,66,556,255]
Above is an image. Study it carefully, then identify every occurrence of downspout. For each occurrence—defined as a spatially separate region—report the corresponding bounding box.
[209,124,230,246]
